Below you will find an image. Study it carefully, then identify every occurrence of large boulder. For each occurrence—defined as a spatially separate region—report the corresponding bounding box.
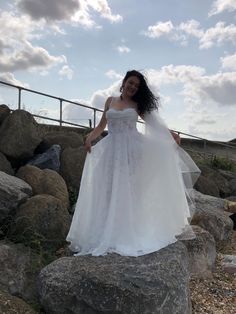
[229,178,236,196]
[0,151,14,175]
[194,175,220,197]
[0,104,10,124]
[191,190,233,250]
[0,110,42,159]
[16,165,69,209]
[0,171,32,223]
[38,241,192,314]
[38,131,84,152]
[199,165,231,197]
[0,290,37,314]
[12,195,70,250]
[60,146,86,190]
[180,225,216,278]
[191,189,226,212]
[27,144,61,172]
[0,241,39,303]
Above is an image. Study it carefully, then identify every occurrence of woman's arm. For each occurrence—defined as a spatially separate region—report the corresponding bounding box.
[84,97,112,153]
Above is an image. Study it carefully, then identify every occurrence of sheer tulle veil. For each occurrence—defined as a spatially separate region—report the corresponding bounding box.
[142,109,201,240]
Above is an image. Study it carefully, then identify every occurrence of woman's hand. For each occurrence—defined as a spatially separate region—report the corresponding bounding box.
[171,131,181,145]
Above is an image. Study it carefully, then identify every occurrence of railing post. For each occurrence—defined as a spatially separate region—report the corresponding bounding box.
[93,108,96,128]
[59,99,63,126]
[18,87,22,109]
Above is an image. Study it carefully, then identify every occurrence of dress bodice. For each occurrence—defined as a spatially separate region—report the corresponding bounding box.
[106,108,138,134]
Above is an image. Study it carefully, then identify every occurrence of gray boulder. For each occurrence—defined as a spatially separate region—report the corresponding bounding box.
[229,178,236,196]
[38,241,192,314]
[0,171,32,223]
[12,194,71,250]
[0,104,10,124]
[0,109,42,159]
[0,241,39,304]
[0,151,14,175]
[27,144,61,172]
[40,131,84,151]
[60,146,86,190]
[180,225,216,278]
[191,190,233,250]
[0,289,37,314]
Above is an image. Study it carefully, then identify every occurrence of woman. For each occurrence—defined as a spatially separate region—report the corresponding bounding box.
[66,70,200,256]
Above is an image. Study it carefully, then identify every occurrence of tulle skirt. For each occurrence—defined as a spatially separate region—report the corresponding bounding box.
[66,110,200,256]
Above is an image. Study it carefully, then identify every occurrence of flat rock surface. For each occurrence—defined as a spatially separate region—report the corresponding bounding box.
[38,241,192,314]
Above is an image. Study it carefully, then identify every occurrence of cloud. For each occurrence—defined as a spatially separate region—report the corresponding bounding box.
[0,10,67,79]
[208,0,236,17]
[105,70,123,80]
[0,72,29,87]
[0,42,65,72]
[16,0,123,28]
[199,22,236,49]
[116,45,130,54]
[142,19,236,49]
[221,52,236,70]
[143,21,174,38]
[59,65,74,80]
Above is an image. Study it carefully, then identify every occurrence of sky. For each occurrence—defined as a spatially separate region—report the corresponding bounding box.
[0,0,236,141]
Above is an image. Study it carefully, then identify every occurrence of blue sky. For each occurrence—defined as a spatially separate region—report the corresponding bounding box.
[0,0,236,140]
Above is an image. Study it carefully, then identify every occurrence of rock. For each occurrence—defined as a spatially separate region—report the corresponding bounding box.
[180,225,216,278]
[222,254,236,273]
[39,131,83,152]
[0,171,32,223]
[0,104,10,124]
[38,241,192,314]
[194,175,220,197]
[27,144,61,172]
[218,169,236,181]
[17,165,69,209]
[0,289,37,314]
[60,146,86,190]
[228,178,236,196]
[0,241,39,303]
[199,165,231,197]
[191,189,226,212]
[0,109,42,159]
[225,196,236,202]
[0,151,14,175]
[12,195,70,250]
[191,209,233,251]
[225,201,236,213]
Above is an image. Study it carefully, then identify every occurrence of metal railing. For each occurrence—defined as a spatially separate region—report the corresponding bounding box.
[0,80,236,161]
[0,80,103,129]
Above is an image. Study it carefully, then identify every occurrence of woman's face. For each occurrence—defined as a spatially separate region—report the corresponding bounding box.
[123,76,140,97]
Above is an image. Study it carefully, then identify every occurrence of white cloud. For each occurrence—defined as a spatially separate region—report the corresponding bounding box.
[105,70,122,80]
[199,22,236,49]
[0,9,68,83]
[116,45,130,54]
[143,21,174,38]
[221,52,236,70]
[209,0,236,17]
[142,19,236,49]
[0,72,29,87]
[59,65,74,80]
[16,0,123,28]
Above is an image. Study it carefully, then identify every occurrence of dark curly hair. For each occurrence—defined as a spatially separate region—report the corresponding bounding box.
[120,70,159,115]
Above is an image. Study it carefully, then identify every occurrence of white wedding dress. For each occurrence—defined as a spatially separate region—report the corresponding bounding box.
[66,98,200,256]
